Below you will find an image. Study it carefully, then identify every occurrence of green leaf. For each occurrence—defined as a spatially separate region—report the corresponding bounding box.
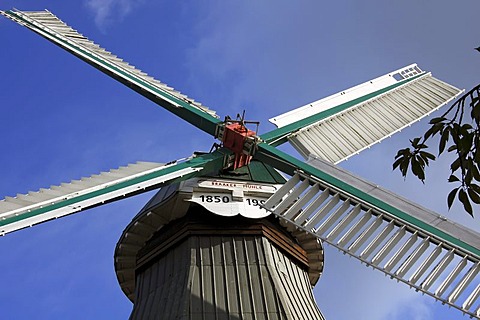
[410,137,421,148]
[399,157,409,177]
[419,151,435,166]
[447,187,459,209]
[395,148,410,159]
[415,154,426,168]
[439,129,450,154]
[470,96,479,106]
[472,164,480,181]
[450,126,460,147]
[450,157,461,172]
[472,100,480,120]
[392,157,404,170]
[424,123,442,140]
[470,183,480,193]
[465,158,477,184]
[447,145,457,152]
[419,151,435,161]
[467,187,480,205]
[429,117,446,124]
[448,175,460,182]
[411,158,425,182]
[459,188,474,217]
[465,168,473,185]
[457,133,473,156]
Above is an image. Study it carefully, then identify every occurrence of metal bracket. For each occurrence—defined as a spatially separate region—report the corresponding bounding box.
[215,112,261,170]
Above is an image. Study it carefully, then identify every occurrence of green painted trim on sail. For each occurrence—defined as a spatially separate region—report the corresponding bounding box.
[4,10,221,136]
[0,150,228,228]
[256,143,480,259]
[260,72,426,146]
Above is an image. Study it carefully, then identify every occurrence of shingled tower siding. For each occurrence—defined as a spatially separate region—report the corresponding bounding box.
[129,210,325,320]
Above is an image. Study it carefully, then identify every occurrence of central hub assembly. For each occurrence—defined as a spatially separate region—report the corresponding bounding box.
[216,113,260,170]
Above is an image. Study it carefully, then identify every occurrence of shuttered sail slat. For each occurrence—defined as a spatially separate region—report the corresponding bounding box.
[262,155,480,318]
[0,151,228,235]
[268,64,463,163]
[0,9,220,135]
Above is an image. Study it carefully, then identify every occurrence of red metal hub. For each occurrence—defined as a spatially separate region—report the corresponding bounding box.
[216,115,260,170]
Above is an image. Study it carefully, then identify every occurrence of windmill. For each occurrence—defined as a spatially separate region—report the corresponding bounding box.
[0,6,478,318]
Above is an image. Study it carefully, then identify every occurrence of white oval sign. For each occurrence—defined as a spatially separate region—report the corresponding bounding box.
[190,192,271,218]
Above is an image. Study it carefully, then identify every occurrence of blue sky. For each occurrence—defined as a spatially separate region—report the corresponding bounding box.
[0,1,479,319]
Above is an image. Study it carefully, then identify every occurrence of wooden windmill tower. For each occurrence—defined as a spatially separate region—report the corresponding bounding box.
[1,9,480,319]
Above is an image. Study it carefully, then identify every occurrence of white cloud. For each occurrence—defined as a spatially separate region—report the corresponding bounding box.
[85,0,143,30]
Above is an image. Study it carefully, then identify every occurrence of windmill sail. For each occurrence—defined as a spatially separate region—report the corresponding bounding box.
[264,64,463,163]
[0,151,227,235]
[2,7,478,319]
[0,9,221,136]
[257,144,480,318]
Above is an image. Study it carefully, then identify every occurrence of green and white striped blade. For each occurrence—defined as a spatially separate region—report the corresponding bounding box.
[0,9,221,136]
[264,65,462,163]
[256,143,480,318]
[0,151,227,236]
